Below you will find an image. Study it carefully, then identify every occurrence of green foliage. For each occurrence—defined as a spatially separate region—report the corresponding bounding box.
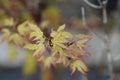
[0,18,25,46]
[9,33,24,46]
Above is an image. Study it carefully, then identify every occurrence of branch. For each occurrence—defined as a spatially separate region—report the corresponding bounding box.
[102,6,108,24]
[84,0,108,24]
[102,0,108,24]
[83,0,102,9]
[81,7,86,27]
[102,0,108,5]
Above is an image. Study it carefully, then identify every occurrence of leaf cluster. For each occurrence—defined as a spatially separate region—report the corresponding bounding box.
[18,22,90,74]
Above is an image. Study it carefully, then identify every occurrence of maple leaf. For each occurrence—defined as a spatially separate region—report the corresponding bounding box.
[70,60,88,74]
[44,56,54,68]
[1,28,11,41]
[57,24,65,32]
[18,22,30,35]
[66,45,85,59]
[76,37,90,50]
[19,22,46,58]
[24,43,39,50]
[51,24,72,54]
[32,43,45,57]
[61,32,73,38]
[9,33,25,46]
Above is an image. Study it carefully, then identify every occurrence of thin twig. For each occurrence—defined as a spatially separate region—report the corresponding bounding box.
[83,0,102,9]
[81,7,86,27]
[102,0,108,24]
[102,0,108,5]
[102,6,108,24]
[83,0,108,24]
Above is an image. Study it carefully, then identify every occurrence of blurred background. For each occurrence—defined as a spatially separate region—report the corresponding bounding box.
[0,0,120,80]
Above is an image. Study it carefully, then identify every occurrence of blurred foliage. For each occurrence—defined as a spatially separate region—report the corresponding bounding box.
[23,52,37,75]
[0,18,37,75]
[43,5,61,28]
[8,44,18,60]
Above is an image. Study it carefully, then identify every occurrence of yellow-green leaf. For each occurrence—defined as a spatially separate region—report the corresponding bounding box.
[70,60,88,74]
[30,31,43,39]
[24,44,39,50]
[40,20,49,27]
[57,24,65,32]
[3,18,14,27]
[1,28,11,40]
[53,37,66,44]
[44,56,53,68]
[29,23,41,32]
[51,31,57,37]
[33,43,45,57]
[53,44,63,55]
[9,33,24,45]
[18,22,29,35]
[62,32,73,38]
[76,34,88,39]
[57,43,68,49]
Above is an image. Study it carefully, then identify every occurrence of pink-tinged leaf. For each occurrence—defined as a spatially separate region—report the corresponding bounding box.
[51,31,57,37]
[57,43,68,50]
[32,43,45,57]
[70,60,88,74]
[44,56,54,68]
[62,32,73,38]
[37,55,44,62]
